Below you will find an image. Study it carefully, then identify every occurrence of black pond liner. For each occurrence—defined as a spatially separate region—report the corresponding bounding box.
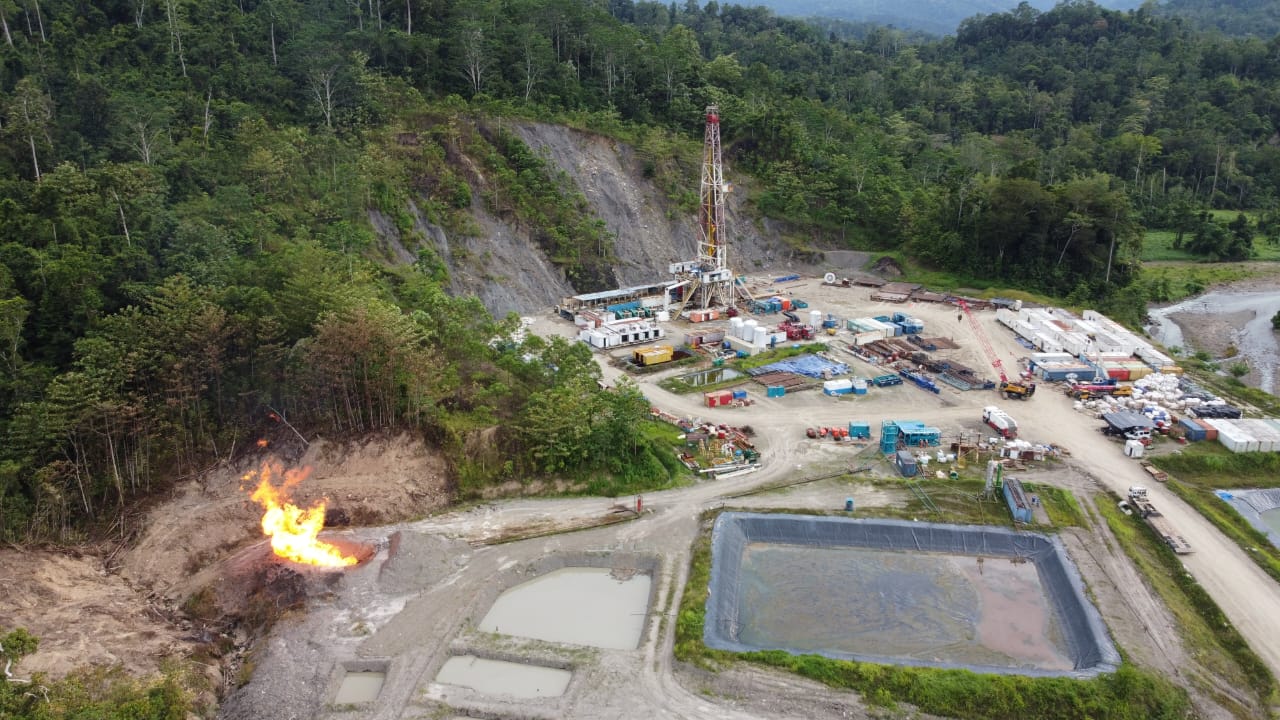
[704,512,1120,678]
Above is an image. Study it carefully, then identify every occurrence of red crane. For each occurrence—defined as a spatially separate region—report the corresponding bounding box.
[956,299,1008,383]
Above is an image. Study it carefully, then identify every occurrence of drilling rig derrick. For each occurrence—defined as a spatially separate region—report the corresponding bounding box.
[669,106,737,315]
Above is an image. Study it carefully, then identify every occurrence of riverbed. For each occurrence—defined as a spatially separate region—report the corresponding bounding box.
[1148,284,1280,395]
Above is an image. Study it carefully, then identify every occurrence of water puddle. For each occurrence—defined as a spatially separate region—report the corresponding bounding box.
[334,671,384,704]
[736,544,1072,671]
[676,367,743,386]
[435,656,570,698]
[479,567,651,649]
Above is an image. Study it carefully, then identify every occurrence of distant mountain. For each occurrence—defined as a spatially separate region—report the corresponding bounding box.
[748,0,1144,36]
[1154,0,1280,38]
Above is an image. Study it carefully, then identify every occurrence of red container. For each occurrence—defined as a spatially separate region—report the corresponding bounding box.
[1107,368,1130,381]
[1194,418,1218,441]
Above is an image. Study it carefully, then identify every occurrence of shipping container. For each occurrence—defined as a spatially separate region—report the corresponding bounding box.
[848,422,871,439]
[895,450,918,478]
[1178,417,1206,442]
[766,386,786,398]
[1194,418,1218,441]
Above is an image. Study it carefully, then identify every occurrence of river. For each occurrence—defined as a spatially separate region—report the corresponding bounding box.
[1147,288,1280,395]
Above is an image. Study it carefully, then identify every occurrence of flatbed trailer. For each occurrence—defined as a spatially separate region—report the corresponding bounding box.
[1129,494,1193,554]
[1141,461,1169,482]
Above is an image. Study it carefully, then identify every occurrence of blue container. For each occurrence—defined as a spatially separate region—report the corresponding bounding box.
[732,390,748,400]
[767,386,786,398]
[1178,417,1206,441]
[848,422,871,439]
[845,497,855,511]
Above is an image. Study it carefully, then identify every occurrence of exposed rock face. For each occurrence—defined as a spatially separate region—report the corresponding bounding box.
[373,121,861,317]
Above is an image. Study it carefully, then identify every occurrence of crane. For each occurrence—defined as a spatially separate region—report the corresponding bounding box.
[957,299,1038,399]
[956,299,1005,382]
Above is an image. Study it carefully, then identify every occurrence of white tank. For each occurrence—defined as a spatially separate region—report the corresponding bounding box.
[750,326,765,345]
[743,319,758,340]
[730,317,744,338]
[809,310,822,327]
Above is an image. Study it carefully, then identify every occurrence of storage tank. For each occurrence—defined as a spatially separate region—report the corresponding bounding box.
[809,310,822,327]
[742,319,758,340]
[730,316,744,339]
[752,326,768,346]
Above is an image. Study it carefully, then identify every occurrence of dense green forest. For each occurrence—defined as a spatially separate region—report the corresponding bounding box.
[0,0,1279,545]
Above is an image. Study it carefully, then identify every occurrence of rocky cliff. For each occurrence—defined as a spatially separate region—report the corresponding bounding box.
[374,122,855,317]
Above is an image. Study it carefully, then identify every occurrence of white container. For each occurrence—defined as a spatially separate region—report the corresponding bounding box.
[730,317,744,338]
[809,310,822,327]
[1124,439,1145,457]
[752,326,768,346]
[743,319,758,340]
[656,311,670,322]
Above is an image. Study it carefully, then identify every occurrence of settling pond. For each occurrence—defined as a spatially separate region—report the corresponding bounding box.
[705,513,1120,678]
[478,566,651,649]
[435,656,570,699]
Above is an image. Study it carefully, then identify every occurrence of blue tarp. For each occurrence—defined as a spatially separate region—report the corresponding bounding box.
[749,355,849,379]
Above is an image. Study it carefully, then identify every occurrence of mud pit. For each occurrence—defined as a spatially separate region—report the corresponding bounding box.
[706,513,1120,677]
[434,655,572,698]
[478,566,652,649]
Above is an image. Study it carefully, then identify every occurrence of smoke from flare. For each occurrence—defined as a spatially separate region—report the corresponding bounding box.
[244,461,357,567]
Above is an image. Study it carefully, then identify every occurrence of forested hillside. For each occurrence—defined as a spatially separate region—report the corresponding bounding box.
[1,0,1278,543]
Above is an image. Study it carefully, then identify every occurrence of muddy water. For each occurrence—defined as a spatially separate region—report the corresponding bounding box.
[334,671,385,703]
[435,656,571,698]
[1148,289,1280,394]
[736,544,1072,671]
[478,567,651,649]
[1262,508,1280,538]
[676,366,744,386]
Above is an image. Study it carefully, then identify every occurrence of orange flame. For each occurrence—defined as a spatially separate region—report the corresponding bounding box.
[244,461,357,568]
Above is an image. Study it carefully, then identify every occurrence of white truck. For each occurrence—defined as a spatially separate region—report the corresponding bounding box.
[982,406,1018,439]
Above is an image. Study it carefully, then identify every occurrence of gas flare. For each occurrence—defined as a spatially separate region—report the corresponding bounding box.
[244,461,357,567]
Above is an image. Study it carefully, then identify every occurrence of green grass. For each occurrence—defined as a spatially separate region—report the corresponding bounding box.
[1095,498,1276,713]
[1022,484,1089,528]
[1138,261,1280,303]
[1151,443,1280,489]
[1141,222,1280,263]
[674,510,1194,720]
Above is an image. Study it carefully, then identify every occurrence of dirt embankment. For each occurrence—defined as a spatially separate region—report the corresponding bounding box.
[0,433,452,679]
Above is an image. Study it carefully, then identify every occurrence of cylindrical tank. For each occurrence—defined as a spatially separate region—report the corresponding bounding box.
[809,310,822,327]
[743,319,758,340]
[752,326,767,346]
[730,316,744,338]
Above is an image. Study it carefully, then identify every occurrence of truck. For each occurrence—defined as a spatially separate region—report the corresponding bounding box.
[1127,486,1192,554]
[1068,382,1133,400]
[982,406,1018,439]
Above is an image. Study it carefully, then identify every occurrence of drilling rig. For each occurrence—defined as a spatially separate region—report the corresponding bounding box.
[669,106,740,315]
